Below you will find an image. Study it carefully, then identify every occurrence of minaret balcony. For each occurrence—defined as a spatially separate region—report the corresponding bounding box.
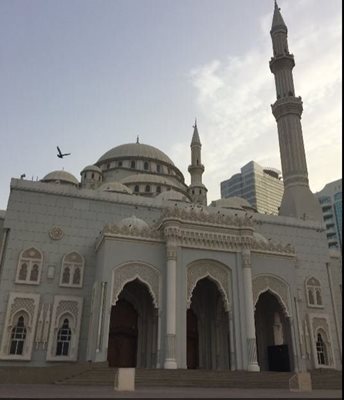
[269,54,295,73]
[271,96,303,120]
[188,164,205,174]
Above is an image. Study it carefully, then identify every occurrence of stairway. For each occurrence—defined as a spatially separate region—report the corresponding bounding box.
[56,364,295,388]
[56,364,342,389]
[310,369,342,390]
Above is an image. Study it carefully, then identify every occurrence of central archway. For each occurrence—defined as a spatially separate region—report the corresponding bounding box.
[187,277,230,369]
[107,279,158,368]
[255,291,293,371]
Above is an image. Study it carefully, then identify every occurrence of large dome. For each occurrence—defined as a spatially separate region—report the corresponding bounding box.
[97,143,174,166]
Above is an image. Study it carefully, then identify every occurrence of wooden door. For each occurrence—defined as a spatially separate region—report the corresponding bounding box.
[187,309,199,369]
[107,299,138,367]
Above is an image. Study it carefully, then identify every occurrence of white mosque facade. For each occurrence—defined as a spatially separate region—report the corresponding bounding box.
[0,3,341,372]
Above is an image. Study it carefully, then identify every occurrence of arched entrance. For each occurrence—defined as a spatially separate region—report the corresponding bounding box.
[107,279,158,368]
[107,299,137,367]
[187,277,230,369]
[255,291,293,371]
[187,309,199,369]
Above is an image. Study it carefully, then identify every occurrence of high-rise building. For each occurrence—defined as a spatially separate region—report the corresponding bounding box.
[315,179,342,251]
[220,161,284,215]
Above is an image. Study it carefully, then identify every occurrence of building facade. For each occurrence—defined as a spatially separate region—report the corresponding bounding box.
[220,161,284,215]
[315,179,342,251]
[0,2,341,373]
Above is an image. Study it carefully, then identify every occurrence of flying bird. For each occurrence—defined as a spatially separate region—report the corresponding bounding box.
[57,146,71,159]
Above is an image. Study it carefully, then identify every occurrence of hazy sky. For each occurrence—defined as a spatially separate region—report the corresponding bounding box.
[0,0,341,209]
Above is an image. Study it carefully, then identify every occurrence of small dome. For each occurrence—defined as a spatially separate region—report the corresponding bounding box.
[81,165,102,174]
[98,182,132,194]
[157,190,190,202]
[118,215,149,230]
[97,142,174,166]
[41,170,79,186]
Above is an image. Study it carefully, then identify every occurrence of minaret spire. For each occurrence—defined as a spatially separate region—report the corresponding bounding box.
[269,2,322,221]
[187,120,207,205]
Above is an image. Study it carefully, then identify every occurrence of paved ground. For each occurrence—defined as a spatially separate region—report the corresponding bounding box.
[0,385,341,399]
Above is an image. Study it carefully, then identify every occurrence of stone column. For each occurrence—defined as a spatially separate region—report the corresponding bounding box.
[242,249,260,371]
[164,237,178,369]
[228,311,236,370]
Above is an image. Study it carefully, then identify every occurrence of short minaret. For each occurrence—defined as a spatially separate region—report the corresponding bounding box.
[187,120,207,205]
[269,1,322,221]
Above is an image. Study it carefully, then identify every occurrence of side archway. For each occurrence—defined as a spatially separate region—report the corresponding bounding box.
[111,262,160,308]
[253,277,294,372]
[253,274,291,317]
[186,259,231,311]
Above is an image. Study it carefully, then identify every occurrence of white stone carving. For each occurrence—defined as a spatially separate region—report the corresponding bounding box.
[187,260,231,311]
[49,226,64,240]
[46,295,83,362]
[253,274,291,316]
[0,292,40,360]
[112,263,160,308]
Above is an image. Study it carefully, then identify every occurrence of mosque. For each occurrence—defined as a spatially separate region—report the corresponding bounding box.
[0,2,341,373]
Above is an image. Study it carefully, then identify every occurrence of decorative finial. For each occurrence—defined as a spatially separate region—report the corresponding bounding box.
[136,135,140,144]
[193,118,197,129]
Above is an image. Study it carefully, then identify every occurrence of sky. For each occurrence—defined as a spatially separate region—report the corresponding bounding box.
[0,0,341,209]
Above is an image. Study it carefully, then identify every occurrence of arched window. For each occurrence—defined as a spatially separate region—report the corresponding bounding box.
[145,185,150,193]
[134,185,139,193]
[156,164,161,173]
[16,248,42,284]
[130,160,136,169]
[56,319,71,356]
[157,186,161,193]
[306,277,323,307]
[18,263,28,281]
[144,161,149,170]
[62,267,70,284]
[29,264,39,282]
[10,316,27,355]
[60,252,84,288]
[315,289,322,305]
[316,332,328,366]
[118,161,123,167]
[72,268,81,285]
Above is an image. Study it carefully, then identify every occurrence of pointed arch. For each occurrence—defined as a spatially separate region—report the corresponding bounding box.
[253,274,291,317]
[186,259,231,311]
[111,262,160,308]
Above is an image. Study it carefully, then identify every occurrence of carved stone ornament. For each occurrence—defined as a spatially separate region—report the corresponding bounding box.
[49,226,64,241]
[253,275,290,316]
[159,206,254,228]
[112,263,160,308]
[251,238,295,255]
[187,260,231,311]
[102,223,162,240]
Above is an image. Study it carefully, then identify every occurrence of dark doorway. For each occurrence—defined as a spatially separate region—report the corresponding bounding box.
[255,291,293,371]
[268,344,290,371]
[187,309,199,369]
[107,299,138,367]
[187,277,230,369]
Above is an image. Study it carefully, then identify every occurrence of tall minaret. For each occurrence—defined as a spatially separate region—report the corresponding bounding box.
[188,120,207,205]
[270,1,322,221]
